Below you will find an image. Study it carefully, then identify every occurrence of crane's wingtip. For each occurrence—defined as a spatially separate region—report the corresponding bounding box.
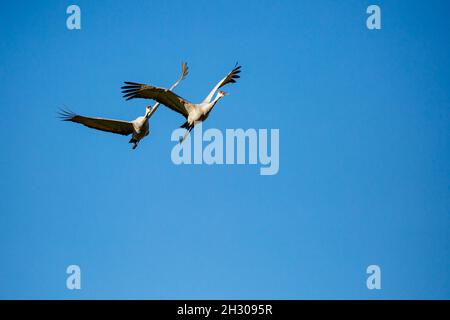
[57,108,77,121]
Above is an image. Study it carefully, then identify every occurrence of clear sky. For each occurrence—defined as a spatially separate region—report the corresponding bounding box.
[0,0,449,299]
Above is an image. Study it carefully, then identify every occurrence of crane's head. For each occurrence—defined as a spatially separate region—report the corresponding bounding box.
[145,105,153,118]
[217,90,229,98]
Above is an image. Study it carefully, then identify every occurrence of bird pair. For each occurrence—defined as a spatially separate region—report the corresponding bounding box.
[59,62,241,149]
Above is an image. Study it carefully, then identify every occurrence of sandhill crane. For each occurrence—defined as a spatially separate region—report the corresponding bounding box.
[121,64,241,143]
[59,62,188,149]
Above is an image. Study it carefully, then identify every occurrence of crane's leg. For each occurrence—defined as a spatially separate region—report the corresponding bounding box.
[179,125,193,144]
[129,137,139,149]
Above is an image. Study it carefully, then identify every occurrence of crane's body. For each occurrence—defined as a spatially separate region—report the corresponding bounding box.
[183,94,224,124]
[128,108,151,149]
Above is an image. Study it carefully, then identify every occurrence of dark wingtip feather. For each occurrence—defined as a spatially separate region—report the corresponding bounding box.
[121,81,144,101]
[57,108,77,121]
[181,62,189,78]
[121,88,139,93]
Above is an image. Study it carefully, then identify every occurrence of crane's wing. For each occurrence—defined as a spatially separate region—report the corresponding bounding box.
[59,109,134,136]
[202,63,241,103]
[149,62,189,118]
[121,82,193,117]
[169,61,189,91]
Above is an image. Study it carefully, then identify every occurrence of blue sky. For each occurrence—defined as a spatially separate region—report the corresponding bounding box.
[0,0,449,299]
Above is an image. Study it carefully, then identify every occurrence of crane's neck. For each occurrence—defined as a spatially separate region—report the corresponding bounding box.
[146,103,160,119]
[205,94,223,113]
[144,107,153,119]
